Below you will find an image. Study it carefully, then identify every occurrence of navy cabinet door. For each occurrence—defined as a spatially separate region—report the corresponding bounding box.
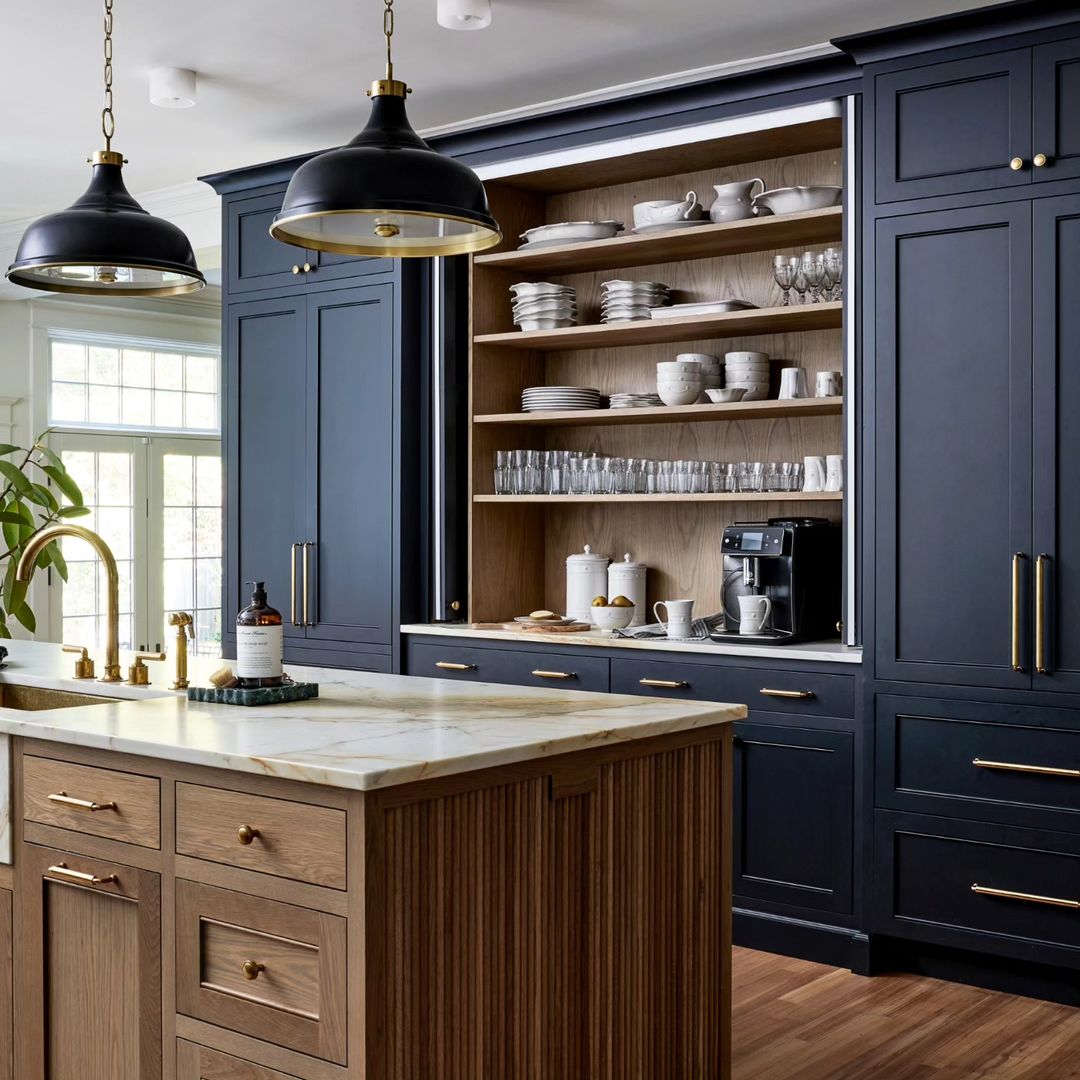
[303,284,396,647]
[733,722,853,915]
[224,296,309,653]
[874,51,1033,203]
[875,204,1033,688]
[226,192,312,295]
[1033,194,1080,692]
[1033,39,1080,184]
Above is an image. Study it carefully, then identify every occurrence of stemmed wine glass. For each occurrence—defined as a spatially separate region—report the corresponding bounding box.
[800,251,825,303]
[790,259,810,305]
[823,247,843,301]
[772,255,797,307]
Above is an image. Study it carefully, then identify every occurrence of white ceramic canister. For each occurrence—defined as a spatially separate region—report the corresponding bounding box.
[608,553,648,626]
[566,544,610,623]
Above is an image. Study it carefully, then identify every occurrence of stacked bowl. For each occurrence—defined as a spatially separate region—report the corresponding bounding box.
[678,352,722,391]
[657,359,705,407]
[724,351,771,401]
[510,282,578,331]
[521,386,600,412]
[600,280,670,323]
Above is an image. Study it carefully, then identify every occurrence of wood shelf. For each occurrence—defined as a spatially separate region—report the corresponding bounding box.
[475,492,843,504]
[475,396,843,428]
[474,207,843,275]
[474,302,842,352]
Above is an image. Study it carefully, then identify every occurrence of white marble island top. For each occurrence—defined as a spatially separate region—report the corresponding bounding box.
[0,641,742,792]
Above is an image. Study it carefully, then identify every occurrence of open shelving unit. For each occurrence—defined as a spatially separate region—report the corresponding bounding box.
[467,106,848,623]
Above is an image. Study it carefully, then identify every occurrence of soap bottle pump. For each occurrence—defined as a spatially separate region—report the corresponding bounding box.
[235,581,284,689]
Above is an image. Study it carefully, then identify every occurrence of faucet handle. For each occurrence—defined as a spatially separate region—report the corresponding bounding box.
[127,651,166,687]
[169,611,193,634]
[62,644,96,680]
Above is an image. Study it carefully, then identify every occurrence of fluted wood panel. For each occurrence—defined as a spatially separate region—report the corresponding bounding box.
[371,740,730,1079]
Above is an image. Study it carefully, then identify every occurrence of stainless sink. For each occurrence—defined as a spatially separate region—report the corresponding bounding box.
[0,683,119,711]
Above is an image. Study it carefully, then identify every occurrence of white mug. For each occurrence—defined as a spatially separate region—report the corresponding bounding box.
[779,367,809,400]
[737,594,772,634]
[816,370,842,398]
[803,455,826,492]
[654,598,695,639]
[826,454,844,492]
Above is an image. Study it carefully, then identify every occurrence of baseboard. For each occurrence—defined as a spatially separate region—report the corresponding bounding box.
[733,908,869,970]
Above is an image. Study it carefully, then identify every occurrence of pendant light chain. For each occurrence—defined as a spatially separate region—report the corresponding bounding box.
[383,0,394,80]
[101,0,115,149]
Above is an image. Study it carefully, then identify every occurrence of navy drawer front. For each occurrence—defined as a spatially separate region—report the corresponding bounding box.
[877,696,1080,830]
[610,657,854,718]
[875,811,1080,966]
[408,641,609,693]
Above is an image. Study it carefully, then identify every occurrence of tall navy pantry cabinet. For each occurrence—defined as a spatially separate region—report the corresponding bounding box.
[201,173,427,672]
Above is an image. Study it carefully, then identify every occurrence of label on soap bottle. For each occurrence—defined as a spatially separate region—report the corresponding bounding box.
[235,625,283,679]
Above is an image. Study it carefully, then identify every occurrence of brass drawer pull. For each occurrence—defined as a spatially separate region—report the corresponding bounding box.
[972,883,1080,909]
[48,791,117,813]
[236,824,260,845]
[532,670,577,680]
[640,678,689,690]
[242,960,266,980]
[435,661,476,671]
[759,688,815,700]
[48,862,117,886]
[973,758,1080,779]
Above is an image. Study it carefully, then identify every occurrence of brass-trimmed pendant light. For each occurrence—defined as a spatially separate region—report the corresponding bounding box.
[6,0,205,296]
[270,0,502,258]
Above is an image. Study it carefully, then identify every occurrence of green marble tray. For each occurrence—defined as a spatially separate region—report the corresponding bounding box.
[187,682,319,707]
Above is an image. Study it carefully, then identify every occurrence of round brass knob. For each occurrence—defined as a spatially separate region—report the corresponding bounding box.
[242,960,265,981]
[236,824,259,845]
[291,264,301,275]
[303,262,313,273]
[1034,153,1048,167]
[1010,157,1025,171]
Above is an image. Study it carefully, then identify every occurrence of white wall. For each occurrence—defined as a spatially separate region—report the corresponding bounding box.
[0,301,32,449]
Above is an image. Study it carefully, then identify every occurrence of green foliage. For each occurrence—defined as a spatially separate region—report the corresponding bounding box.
[0,436,87,639]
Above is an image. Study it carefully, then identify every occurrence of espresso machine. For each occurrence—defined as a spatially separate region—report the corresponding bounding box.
[712,517,842,643]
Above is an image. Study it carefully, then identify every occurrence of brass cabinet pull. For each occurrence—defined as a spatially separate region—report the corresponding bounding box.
[48,791,117,813]
[1034,153,1048,167]
[1010,156,1025,171]
[639,678,689,690]
[1036,553,1049,675]
[290,542,301,627]
[242,960,265,980]
[236,824,260,845]
[532,670,577,680]
[972,883,1080,909]
[973,758,1080,779]
[48,863,117,886]
[302,541,314,627]
[759,688,815,700]
[435,661,476,671]
[1011,552,1026,672]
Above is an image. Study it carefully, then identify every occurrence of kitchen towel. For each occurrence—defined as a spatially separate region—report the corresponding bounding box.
[615,611,726,641]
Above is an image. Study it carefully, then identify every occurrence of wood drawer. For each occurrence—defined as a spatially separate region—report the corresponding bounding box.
[176,784,346,890]
[611,657,855,718]
[23,755,160,849]
[875,811,1080,967]
[876,696,1080,830]
[409,640,610,693]
[177,1040,303,1079]
[176,881,347,1065]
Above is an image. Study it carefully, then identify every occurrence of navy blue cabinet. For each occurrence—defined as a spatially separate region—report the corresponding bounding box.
[1033,39,1080,183]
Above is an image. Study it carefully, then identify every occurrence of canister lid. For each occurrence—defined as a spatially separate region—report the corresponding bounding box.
[608,552,646,572]
[566,543,609,566]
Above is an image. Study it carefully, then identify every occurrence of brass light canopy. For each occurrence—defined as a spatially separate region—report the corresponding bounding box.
[5,0,204,297]
[270,0,501,258]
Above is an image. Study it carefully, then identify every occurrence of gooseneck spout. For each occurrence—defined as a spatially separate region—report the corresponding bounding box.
[16,524,123,683]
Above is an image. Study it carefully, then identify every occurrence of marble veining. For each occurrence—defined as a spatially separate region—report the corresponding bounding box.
[0,642,742,792]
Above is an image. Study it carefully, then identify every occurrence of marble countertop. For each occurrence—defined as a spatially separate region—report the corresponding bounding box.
[401,623,863,665]
[0,641,742,792]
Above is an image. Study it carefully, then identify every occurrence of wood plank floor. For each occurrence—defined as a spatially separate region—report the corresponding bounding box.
[733,947,1080,1079]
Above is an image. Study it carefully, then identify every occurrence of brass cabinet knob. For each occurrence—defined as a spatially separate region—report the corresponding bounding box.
[236,824,260,845]
[1034,153,1048,168]
[291,264,301,275]
[242,960,265,980]
[303,262,314,273]
[1010,157,1025,171]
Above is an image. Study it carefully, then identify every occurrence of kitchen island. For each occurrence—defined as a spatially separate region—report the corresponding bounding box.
[0,641,740,1080]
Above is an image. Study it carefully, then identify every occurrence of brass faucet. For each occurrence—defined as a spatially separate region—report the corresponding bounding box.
[168,611,192,690]
[16,525,123,683]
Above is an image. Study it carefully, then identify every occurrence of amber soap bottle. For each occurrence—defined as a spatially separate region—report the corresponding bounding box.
[235,580,284,688]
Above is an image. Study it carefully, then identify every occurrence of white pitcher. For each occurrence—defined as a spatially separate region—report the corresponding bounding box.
[709,178,765,223]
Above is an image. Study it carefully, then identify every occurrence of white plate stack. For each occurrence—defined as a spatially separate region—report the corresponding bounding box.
[510,282,578,331]
[521,386,601,412]
[600,280,671,323]
[724,351,772,401]
[609,392,663,409]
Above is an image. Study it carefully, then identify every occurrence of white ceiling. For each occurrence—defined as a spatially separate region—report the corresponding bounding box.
[2,0,1016,225]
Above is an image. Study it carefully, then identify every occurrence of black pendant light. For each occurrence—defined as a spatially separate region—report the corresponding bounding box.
[270,0,501,258]
[6,0,204,296]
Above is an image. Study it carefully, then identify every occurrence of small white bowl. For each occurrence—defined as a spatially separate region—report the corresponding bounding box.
[725,350,769,364]
[705,387,749,403]
[658,386,703,407]
[591,605,635,631]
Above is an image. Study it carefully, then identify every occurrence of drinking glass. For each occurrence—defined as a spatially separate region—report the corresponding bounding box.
[772,255,797,307]
[801,251,825,303]
[737,461,765,492]
[790,261,810,305]
[494,450,512,495]
[824,247,843,301]
[569,457,589,495]
[765,462,782,491]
